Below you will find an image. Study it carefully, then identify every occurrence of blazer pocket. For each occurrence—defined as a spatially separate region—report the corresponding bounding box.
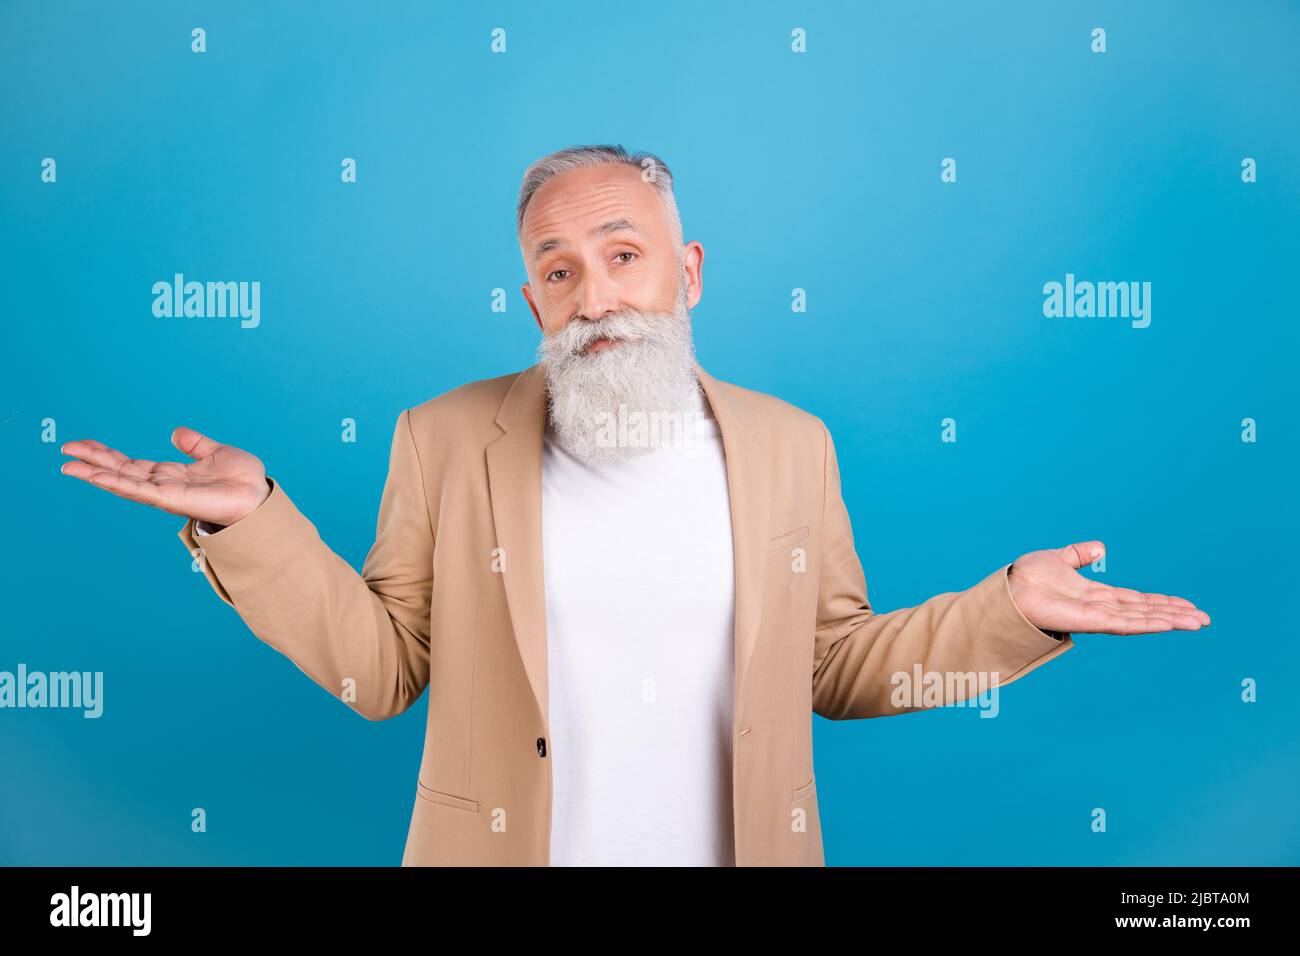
[416,780,480,813]
[767,526,810,552]
[792,774,817,802]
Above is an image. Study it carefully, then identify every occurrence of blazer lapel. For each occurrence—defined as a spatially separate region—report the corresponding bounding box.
[485,360,773,734]
[486,364,551,728]
[694,362,772,707]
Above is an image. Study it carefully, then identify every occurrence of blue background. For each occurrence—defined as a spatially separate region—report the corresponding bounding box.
[2,0,1296,865]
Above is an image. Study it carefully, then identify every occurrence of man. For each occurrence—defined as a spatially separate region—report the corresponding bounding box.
[59,144,1211,866]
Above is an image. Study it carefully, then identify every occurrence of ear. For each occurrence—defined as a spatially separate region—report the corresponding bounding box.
[521,282,543,331]
[682,241,705,310]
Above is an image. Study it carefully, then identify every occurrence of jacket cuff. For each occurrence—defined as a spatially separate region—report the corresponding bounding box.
[175,478,307,605]
[973,563,1075,686]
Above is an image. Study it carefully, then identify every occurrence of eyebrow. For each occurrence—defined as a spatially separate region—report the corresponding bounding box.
[531,218,643,263]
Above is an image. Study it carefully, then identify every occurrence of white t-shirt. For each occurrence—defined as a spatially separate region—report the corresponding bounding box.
[541,385,736,866]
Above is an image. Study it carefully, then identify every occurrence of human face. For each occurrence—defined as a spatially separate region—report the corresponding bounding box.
[519,162,703,344]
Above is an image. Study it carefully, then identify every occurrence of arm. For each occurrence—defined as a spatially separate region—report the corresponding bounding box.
[178,410,434,720]
[810,419,1074,720]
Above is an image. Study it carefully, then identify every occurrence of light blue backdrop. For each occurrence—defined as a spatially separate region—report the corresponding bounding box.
[2,0,1296,865]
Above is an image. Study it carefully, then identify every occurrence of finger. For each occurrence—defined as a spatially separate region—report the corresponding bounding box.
[60,460,150,501]
[1088,585,1211,624]
[1114,615,1202,634]
[171,427,222,460]
[1112,618,1179,635]
[1086,610,1177,635]
[80,469,170,510]
[60,459,101,482]
[59,441,159,480]
[1092,604,1206,634]
[1103,585,1197,609]
[60,438,129,469]
[1061,541,1105,569]
[60,461,189,515]
[1096,597,1207,624]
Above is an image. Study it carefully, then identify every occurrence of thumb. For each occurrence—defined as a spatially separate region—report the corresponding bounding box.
[1060,540,1105,569]
[171,426,222,460]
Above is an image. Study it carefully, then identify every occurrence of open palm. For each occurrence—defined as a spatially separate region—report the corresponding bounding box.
[1008,540,1210,635]
[60,427,269,528]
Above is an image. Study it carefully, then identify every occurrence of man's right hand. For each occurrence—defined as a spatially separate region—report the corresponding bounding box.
[60,427,270,529]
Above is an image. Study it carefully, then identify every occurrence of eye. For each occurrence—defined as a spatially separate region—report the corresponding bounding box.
[614,251,637,264]
[546,270,570,283]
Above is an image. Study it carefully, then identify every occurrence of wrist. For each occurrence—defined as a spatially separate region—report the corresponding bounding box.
[1006,565,1065,640]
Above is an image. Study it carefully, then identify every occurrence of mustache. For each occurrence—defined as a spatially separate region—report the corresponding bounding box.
[544,310,663,358]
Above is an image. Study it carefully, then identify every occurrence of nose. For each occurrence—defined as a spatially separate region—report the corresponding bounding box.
[573,268,622,323]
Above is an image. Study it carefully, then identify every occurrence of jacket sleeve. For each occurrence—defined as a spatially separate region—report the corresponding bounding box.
[810,419,1074,720]
[176,409,434,720]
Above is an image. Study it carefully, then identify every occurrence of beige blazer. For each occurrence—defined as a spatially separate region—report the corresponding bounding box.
[177,361,1074,866]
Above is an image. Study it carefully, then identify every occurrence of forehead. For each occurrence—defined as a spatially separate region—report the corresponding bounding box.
[521,163,668,256]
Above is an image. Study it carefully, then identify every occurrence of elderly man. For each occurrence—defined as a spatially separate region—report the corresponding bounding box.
[59,144,1211,867]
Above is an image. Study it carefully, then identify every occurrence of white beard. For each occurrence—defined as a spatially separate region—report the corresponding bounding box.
[537,279,701,463]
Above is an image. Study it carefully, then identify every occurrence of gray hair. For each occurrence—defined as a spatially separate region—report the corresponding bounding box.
[516,144,684,249]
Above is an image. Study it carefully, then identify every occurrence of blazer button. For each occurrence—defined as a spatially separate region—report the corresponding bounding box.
[536,737,547,757]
